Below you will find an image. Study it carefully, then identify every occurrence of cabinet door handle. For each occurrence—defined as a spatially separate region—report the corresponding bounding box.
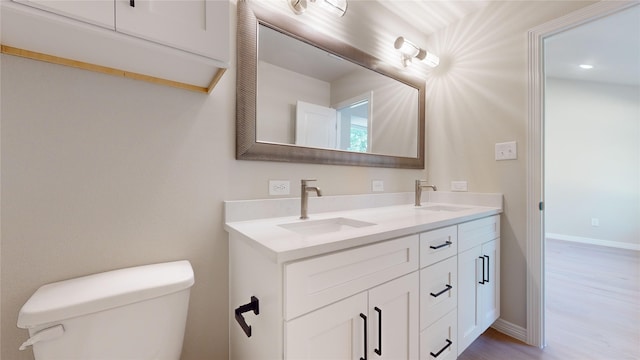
[430,284,453,298]
[374,307,382,356]
[430,240,452,250]
[484,255,490,283]
[129,0,135,7]
[430,339,452,358]
[478,256,486,284]
[360,313,367,360]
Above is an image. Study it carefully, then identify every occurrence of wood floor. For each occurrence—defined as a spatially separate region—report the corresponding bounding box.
[458,239,640,360]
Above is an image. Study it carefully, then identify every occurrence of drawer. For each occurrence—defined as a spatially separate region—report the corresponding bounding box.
[420,309,457,360]
[420,256,457,330]
[458,215,500,252]
[284,235,419,320]
[420,226,457,268]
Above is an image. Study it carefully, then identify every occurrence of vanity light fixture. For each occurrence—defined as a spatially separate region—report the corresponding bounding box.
[579,64,594,69]
[394,36,439,68]
[288,0,347,17]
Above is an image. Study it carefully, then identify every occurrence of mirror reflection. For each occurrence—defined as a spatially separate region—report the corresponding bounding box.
[256,24,419,158]
[236,0,425,168]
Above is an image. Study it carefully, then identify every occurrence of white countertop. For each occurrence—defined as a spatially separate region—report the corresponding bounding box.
[224,192,502,263]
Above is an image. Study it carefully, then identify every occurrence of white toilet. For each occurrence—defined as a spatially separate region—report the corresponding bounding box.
[17,260,195,360]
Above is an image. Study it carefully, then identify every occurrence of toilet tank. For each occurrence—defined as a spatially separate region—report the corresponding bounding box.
[17,260,195,360]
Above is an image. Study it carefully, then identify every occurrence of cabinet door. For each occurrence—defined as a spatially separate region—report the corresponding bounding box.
[368,272,419,360]
[285,292,367,360]
[457,246,482,355]
[12,0,114,29]
[115,0,229,62]
[480,238,500,331]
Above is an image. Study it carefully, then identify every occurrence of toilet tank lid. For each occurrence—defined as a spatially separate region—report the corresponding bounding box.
[17,260,194,328]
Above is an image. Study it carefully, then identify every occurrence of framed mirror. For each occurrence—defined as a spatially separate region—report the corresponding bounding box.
[236,0,425,168]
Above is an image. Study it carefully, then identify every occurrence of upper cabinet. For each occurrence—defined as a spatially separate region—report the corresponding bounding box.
[12,0,115,29]
[115,0,228,60]
[2,0,229,93]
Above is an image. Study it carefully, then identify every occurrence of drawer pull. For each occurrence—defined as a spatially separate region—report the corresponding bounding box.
[374,307,382,355]
[430,284,453,298]
[234,296,259,338]
[430,240,452,250]
[360,313,368,360]
[479,256,486,284]
[430,339,452,358]
[129,0,135,7]
[484,255,490,283]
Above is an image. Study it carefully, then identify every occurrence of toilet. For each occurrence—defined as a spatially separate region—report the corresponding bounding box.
[17,260,195,360]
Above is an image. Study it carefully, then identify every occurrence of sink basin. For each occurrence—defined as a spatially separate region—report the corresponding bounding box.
[418,205,469,212]
[279,217,376,235]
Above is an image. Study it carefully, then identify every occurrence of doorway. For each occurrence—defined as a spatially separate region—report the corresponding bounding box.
[527,1,640,349]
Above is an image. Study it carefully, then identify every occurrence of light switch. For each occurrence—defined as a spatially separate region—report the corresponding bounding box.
[495,141,517,161]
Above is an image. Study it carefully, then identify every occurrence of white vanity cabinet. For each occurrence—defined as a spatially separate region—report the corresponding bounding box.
[225,194,503,360]
[419,226,458,360]
[457,215,500,355]
[229,234,419,360]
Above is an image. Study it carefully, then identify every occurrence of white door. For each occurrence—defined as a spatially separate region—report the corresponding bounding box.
[295,101,338,149]
[480,239,500,331]
[115,0,229,61]
[285,292,367,360]
[457,245,482,355]
[12,0,114,28]
[367,272,419,360]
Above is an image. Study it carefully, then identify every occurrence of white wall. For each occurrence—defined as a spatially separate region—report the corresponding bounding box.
[257,61,331,144]
[424,1,594,330]
[545,77,640,247]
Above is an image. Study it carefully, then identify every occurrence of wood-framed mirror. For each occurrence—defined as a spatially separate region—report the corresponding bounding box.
[236,0,425,168]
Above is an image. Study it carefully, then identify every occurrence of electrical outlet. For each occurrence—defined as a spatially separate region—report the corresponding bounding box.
[495,141,517,160]
[451,181,468,192]
[591,218,600,227]
[269,180,290,196]
[372,180,384,192]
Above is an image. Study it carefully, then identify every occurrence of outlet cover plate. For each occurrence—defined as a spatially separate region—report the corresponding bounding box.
[372,180,384,192]
[451,181,468,192]
[495,141,517,160]
[269,180,290,196]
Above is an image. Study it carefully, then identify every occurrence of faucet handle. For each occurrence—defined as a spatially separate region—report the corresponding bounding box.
[301,179,317,185]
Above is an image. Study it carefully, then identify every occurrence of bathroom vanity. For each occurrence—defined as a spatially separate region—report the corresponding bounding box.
[225,192,501,359]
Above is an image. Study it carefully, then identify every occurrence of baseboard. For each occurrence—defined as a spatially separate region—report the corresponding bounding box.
[491,318,528,343]
[546,233,640,251]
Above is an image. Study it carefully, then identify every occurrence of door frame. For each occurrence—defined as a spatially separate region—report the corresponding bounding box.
[526,0,639,348]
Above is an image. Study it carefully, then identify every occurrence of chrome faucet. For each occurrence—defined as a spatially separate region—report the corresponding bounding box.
[415,179,437,206]
[300,179,322,219]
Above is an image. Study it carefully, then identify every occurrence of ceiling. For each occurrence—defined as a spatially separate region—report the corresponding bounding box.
[544,4,640,86]
[376,0,490,36]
